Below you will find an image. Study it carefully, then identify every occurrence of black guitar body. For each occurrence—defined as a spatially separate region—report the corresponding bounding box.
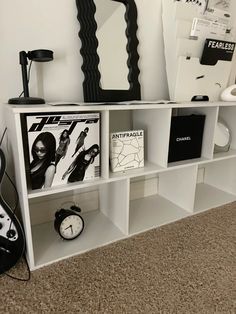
[0,148,25,274]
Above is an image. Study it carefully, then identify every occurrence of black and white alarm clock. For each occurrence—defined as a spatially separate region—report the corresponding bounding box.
[54,206,84,240]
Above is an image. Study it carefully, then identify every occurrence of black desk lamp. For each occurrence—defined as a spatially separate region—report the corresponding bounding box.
[8,49,53,105]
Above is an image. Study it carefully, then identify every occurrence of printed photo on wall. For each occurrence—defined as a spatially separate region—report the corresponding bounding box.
[22,112,100,190]
[206,0,231,11]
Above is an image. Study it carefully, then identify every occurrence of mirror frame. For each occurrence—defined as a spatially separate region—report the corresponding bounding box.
[76,0,141,103]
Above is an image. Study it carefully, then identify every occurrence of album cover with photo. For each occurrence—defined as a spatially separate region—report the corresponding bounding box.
[22,112,100,190]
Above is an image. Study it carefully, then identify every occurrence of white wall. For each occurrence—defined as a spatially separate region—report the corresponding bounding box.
[0,0,236,156]
[1,1,236,109]
[0,0,168,107]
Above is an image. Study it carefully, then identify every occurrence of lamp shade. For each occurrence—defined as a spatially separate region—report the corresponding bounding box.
[27,49,53,62]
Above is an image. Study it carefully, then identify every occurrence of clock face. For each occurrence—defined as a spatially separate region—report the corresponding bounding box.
[59,214,84,240]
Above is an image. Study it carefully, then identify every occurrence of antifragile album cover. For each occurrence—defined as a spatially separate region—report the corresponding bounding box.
[23,112,100,190]
[110,130,144,172]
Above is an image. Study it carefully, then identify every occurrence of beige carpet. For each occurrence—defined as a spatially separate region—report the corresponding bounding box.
[0,202,236,313]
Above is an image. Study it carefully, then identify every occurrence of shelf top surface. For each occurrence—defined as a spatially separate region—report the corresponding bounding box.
[5,100,236,113]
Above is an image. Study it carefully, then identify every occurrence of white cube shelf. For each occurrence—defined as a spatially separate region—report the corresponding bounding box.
[4,101,236,270]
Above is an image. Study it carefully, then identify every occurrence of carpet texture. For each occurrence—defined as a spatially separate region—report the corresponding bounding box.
[0,202,236,313]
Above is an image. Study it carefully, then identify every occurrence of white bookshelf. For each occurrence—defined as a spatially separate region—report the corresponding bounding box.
[4,101,236,270]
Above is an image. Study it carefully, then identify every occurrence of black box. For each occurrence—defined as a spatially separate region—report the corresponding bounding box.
[168,114,205,163]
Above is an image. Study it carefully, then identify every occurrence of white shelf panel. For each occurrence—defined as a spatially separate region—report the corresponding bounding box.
[109,161,165,179]
[28,162,165,199]
[28,177,110,199]
[8,101,236,114]
[168,156,211,169]
[213,149,236,162]
[28,150,236,200]
[129,194,190,235]
[32,210,125,269]
[194,183,236,213]
[168,150,236,169]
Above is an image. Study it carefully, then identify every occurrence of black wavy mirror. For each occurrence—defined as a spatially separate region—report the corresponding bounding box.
[76,0,141,103]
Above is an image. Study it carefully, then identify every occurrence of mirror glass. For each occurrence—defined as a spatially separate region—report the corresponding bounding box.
[94,0,129,90]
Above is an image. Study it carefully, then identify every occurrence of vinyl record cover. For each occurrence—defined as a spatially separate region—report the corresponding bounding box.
[110,130,144,172]
[23,112,100,190]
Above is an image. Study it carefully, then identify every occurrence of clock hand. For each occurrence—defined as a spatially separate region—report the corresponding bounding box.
[70,225,73,235]
[65,224,72,231]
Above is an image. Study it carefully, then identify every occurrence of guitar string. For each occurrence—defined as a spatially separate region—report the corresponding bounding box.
[0,127,31,281]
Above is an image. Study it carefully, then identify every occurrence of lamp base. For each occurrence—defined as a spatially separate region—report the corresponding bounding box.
[8,97,45,105]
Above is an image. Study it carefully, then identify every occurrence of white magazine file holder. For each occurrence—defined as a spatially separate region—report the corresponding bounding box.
[162,0,234,101]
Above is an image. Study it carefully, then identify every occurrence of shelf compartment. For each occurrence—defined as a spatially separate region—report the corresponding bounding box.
[133,109,172,168]
[212,106,236,162]
[32,209,126,269]
[31,179,129,269]
[178,106,219,160]
[109,160,165,179]
[213,149,236,161]
[218,106,236,151]
[129,194,190,235]
[194,158,236,212]
[203,158,236,195]
[109,109,172,170]
[129,165,197,234]
[194,183,236,213]
[26,110,110,199]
